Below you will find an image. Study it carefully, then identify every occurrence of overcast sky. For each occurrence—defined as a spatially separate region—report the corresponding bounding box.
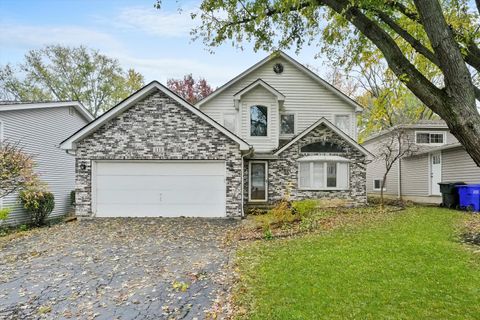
[0,0,331,87]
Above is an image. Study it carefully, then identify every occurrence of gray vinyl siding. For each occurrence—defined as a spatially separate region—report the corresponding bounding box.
[364,139,399,196]
[363,125,478,200]
[366,160,399,196]
[199,56,357,152]
[0,106,89,226]
[400,154,430,196]
[442,147,480,184]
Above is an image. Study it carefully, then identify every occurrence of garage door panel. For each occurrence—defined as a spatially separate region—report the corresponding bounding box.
[96,175,225,190]
[96,203,225,218]
[94,161,226,217]
[96,161,225,176]
[97,187,225,205]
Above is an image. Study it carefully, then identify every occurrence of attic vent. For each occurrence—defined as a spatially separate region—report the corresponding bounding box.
[273,63,284,74]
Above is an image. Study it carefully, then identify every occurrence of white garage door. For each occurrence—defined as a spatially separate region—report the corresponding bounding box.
[93,161,226,217]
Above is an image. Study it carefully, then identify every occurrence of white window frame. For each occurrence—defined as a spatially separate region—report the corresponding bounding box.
[248,161,268,202]
[334,114,351,135]
[279,112,296,138]
[415,131,446,145]
[249,105,269,138]
[373,179,386,191]
[222,112,238,134]
[298,161,349,191]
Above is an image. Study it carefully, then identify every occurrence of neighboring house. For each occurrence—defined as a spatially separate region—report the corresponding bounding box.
[363,120,480,204]
[0,101,93,225]
[60,51,371,218]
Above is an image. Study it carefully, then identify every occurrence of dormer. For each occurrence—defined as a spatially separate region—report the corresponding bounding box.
[233,79,285,110]
[236,80,284,152]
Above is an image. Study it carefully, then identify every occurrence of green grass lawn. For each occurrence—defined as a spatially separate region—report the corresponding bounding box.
[234,207,480,319]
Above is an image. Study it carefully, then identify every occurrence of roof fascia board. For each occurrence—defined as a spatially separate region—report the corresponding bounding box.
[233,79,285,100]
[195,54,274,108]
[407,142,462,157]
[0,101,94,121]
[233,79,285,109]
[277,52,363,113]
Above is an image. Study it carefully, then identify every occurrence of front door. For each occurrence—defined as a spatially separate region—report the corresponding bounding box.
[430,152,442,195]
[249,161,268,201]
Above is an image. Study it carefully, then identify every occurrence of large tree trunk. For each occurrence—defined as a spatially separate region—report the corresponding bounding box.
[319,0,480,167]
[436,99,480,168]
[413,0,480,167]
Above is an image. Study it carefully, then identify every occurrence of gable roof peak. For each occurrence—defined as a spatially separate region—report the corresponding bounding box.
[274,117,372,157]
[59,81,250,151]
[195,51,363,112]
[233,78,285,108]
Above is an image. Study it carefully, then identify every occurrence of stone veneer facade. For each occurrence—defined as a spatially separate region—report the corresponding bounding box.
[249,123,367,205]
[74,89,244,217]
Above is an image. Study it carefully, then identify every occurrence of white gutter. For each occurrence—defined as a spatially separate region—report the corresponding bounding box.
[397,159,402,199]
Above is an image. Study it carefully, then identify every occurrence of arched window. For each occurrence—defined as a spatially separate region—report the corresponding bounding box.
[250,105,268,136]
[300,141,344,153]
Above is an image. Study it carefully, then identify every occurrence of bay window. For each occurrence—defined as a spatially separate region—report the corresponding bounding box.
[298,158,349,190]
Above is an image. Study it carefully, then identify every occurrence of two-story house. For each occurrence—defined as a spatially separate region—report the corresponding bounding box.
[0,101,93,225]
[60,52,371,218]
[363,120,480,204]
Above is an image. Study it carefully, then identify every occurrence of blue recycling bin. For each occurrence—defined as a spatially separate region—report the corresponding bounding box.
[456,184,480,212]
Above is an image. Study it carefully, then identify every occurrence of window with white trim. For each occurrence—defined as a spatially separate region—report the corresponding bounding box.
[373,179,385,191]
[223,113,237,133]
[280,113,295,135]
[334,115,350,134]
[250,105,268,136]
[299,161,349,190]
[415,132,445,145]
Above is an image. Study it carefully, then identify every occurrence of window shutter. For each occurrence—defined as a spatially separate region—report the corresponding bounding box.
[337,163,349,189]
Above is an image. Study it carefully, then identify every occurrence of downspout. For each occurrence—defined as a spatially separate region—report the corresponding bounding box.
[397,158,402,199]
[241,147,254,218]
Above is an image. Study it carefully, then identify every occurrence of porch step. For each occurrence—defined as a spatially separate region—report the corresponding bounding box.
[245,202,273,214]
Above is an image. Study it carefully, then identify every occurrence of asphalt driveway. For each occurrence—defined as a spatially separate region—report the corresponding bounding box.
[0,218,239,320]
